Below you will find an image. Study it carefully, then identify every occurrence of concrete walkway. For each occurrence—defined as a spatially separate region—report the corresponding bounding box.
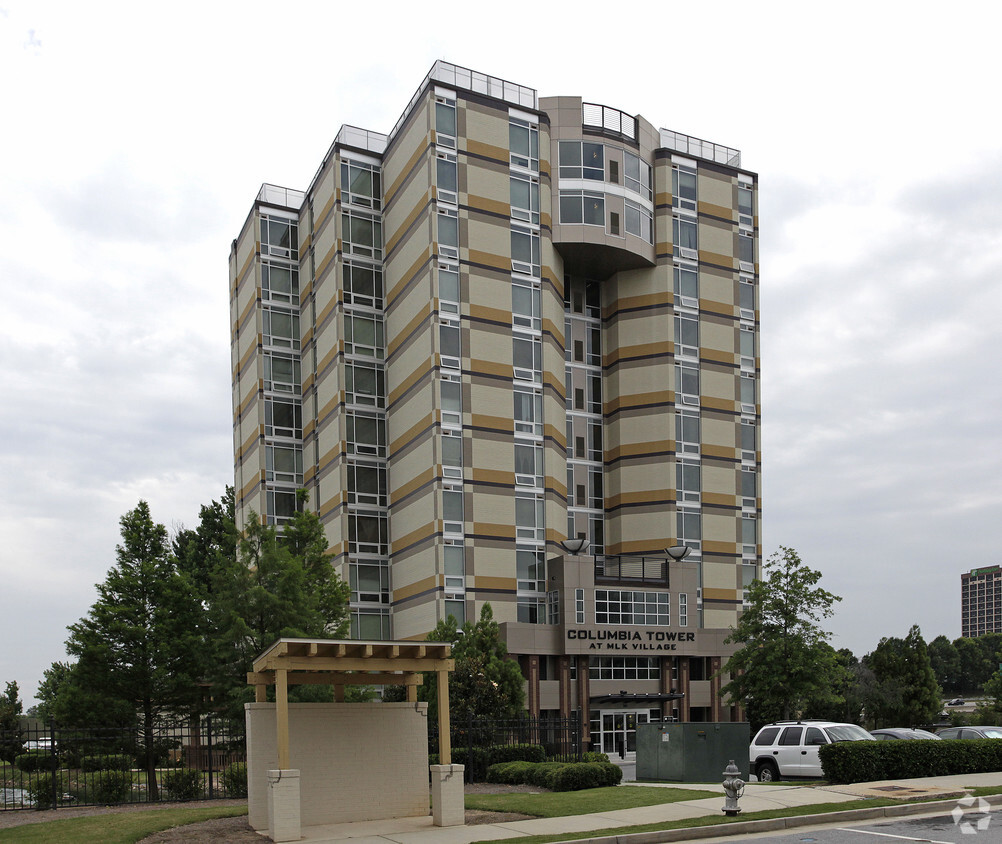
[288,773,1002,843]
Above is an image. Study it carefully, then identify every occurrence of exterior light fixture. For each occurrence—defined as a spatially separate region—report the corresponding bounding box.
[665,545,691,562]
[561,538,590,555]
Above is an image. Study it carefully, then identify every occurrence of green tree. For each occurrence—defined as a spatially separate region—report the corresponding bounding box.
[207,499,349,720]
[0,681,23,763]
[955,637,992,694]
[720,546,842,728]
[65,501,207,799]
[172,486,237,600]
[927,635,961,695]
[863,626,941,728]
[421,604,525,723]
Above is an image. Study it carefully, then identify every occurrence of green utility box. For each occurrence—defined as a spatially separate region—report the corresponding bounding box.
[636,722,750,782]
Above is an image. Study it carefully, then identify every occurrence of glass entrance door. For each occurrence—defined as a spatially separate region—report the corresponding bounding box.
[597,710,649,756]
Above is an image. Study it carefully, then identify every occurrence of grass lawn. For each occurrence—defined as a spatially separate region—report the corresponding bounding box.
[0,805,247,844]
[465,785,717,817]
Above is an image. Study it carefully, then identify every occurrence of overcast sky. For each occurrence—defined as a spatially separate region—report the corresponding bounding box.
[2,1,1000,706]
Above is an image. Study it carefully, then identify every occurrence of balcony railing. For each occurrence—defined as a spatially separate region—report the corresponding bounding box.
[256,183,305,210]
[660,129,741,167]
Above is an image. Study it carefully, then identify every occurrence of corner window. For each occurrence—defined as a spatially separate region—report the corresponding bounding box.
[261,262,299,304]
[340,159,381,210]
[345,313,384,359]
[624,152,653,201]
[262,307,300,350]
[559,190,605,226]
[343,262,384,310]
[509,117,539,172]
[625,200,652,243]
[436,97,457,147]
[342,211,383,260]
[559,141,604,180]
[260,216,298,260]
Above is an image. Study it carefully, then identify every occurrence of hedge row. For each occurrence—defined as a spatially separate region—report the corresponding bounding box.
[429,743,545,768]
[486,760,622,791]
[80,754,132,772]
[820,739,1002,784]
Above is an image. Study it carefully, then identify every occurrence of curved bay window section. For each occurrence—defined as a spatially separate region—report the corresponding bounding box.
[553,137,655,279]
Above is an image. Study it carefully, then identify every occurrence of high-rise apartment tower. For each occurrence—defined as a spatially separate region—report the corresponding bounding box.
[961,566,1002,638]
[230,62,760,747]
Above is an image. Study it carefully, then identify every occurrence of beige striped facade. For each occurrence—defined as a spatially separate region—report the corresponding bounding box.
[230,63,759,738]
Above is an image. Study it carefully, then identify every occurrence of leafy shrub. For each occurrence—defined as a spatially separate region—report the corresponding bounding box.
[582,751,610,763]
[80,754,131,772]
[820,739,1002,784]
[91,769,134,804]
[27,773,63,809]
[222,762,248,798]
[485,760,623,791]
[162,767,204,801]
[16,750,57,773]
[490,743,545,763]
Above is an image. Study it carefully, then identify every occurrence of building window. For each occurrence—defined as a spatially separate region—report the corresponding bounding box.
[595,590,670,625]
[676,459,700,503]
[436,97,457,146]
[444,599,466,624]
[624,151,653,200]
[740,326,755,365]
[625,200,653,243]
[443,487,464,535]
[349,513,388,555]
[511,174,540,225]
[266,444,303,484]
[351,608,390,639]
[343,262,384,310]
[589,657,661,680]
[262,307,300,350]
[517,547,545,593]
[444,542,465,591]
[675,363,699,405]
[438,266,460,315]
[673,265,698,309]
[677,508,701,549]
[340,159,381,210]
[266,488,301,525]
[742,516,757,555]
[513,334,542,382]
[511,225,540,277]
[440,320,461,369]
[345,361,385,407]
[350,561,389,604]
[512,279,541,331]
[345,313,385,359]
[514,386,542,436]
[342,210,383,260]
[739,279,755,317]
[559,190,605,226]
[437,207,459,259]
[514,441,543,488]
[575,588,585,624]
[436,153,458,205]
[547,591,560,624]
[515,493,545,541]
[559,141,604,180]
[738,186,753,227]
[740,373,756,409]
[346,411,387,457]
[679,593,688,627]
[509,117,539,172]
[441,430,463,479]
[674,314,698,359]
[672,165,697,213]
[440,377,462,427]
[517,596,547,624]
[261,262,299,304]
[673,216,697,258]
[263,352,301,394]
[347,460,387,507]
[260,215,298,260]
[676,410,699,456]
[739,232,755,267]
[264,398,302,439]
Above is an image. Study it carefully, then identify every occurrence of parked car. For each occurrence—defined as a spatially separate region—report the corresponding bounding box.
[937,726,1002,739]
[947,698,966,706]
[870,728,941,740]
[749,720,874,781]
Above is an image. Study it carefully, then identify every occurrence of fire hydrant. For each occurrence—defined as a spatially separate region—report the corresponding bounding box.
[722,760,745,816]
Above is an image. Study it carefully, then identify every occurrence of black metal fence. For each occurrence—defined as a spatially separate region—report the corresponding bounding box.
[1,718,246,811]
[429,715,582,782]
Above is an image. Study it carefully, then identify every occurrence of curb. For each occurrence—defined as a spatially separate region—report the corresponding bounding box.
[554,793,1002,844]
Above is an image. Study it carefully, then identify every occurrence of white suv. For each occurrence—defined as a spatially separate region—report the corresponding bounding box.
[750,720,874,781]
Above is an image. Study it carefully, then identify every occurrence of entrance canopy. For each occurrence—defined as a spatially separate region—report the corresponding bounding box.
[591,692,685,705]
[248,638,455,769]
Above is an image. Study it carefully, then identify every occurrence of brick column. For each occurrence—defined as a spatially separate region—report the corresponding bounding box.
[526,655,540,717]
[577,656,591,746]
[558,656,571,718]
[709,656,722,721]
[679,658,691,722]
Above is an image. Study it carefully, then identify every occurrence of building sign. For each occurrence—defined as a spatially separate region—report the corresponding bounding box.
[565,628,697,653]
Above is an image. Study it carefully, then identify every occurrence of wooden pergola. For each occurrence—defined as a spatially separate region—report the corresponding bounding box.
[248,638,455,770]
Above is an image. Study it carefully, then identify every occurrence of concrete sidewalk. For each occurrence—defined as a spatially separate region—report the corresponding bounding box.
[289,773,1002,843]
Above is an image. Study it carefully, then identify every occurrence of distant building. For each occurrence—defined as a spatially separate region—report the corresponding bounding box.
[229,61,760,748]
[961,565,1002,637]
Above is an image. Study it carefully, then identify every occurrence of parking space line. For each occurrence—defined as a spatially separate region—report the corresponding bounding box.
[836,829,952,844]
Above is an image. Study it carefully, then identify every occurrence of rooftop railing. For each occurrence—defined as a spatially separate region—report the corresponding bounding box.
[660,129,741,167]
[388,60,537,144]
[334,125,388,155]
[256,183,305,209]
[582,103,637,140]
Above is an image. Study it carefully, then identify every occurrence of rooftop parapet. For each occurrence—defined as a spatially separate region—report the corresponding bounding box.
[335,125,388,155]
[660,128,741,168]
[257,183,305,209]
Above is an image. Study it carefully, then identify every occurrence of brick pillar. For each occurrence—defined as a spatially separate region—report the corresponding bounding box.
[659,656,672,720]
[558,656,571,718]
[577,656,591,746]
[266,769,300,843]
[709,656,722,721]
[527,655,540,717]
[679,658,691,722]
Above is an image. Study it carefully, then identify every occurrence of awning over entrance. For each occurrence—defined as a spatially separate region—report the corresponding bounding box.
[591,692,685,705]
[248,638,454,769]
